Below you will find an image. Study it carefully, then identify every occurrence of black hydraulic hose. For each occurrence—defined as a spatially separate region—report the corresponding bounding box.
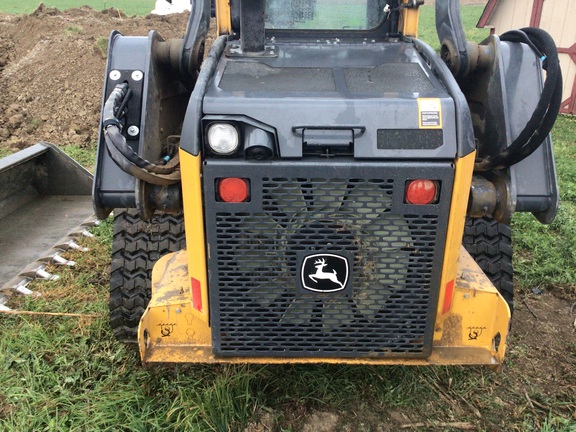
[115,87,132,120]
[498,29,543,61]
[475,27,562,171]
[102,83,181,185]
[505,68,562,167]
[105,126,178,175]
[102,83,128,129]
[498,29,560,147]
[104,133,180,185]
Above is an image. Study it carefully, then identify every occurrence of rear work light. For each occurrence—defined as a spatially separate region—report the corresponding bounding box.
[217,178,250,202]
[405,179,439,205]
[207,123,240,155]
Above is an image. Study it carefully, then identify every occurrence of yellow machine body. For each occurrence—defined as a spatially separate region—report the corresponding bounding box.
[137,150,511,367]
[138,247,510,367]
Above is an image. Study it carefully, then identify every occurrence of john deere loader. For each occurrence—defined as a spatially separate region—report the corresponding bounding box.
[93,0,561,367]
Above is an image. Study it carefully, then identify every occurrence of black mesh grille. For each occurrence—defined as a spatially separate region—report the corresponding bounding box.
[204,162,453,358]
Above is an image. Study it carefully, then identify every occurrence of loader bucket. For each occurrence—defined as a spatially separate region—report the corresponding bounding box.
[0,143,94,291]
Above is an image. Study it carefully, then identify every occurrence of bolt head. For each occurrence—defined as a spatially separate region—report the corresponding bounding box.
[127,125,140,137]
[131,70,143,81]
[109,70,121,81]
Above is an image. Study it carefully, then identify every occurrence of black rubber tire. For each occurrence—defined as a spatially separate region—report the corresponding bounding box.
[463,216,514,313]
[109,209,185,343]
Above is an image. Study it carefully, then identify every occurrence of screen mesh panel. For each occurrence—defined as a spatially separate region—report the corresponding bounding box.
[204,162,453,358]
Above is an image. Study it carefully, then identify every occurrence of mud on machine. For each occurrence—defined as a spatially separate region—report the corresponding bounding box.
[93,0,561,366]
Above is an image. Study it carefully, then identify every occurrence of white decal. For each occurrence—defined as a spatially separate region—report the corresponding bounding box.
[308,258,344,288]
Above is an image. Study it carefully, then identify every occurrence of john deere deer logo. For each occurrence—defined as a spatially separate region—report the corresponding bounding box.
[309,258,344,288]
[301,254,349,293]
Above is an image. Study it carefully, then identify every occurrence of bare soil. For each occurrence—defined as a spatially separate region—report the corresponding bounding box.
[0,5,574,431]
[0,4,191,152]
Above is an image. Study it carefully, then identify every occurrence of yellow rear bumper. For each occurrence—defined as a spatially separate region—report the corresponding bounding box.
[138,247,510,367]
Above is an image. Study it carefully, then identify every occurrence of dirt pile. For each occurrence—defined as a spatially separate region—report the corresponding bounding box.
[0,4,189,152]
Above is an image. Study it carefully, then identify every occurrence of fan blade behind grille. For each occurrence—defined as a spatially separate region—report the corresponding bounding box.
[230,179,414,330]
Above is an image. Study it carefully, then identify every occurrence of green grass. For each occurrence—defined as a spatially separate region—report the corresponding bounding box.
[512,115,576,295]
[419,5,489,49]
[0,0,155,16]
[64,25,84,36]
[95,36,109,58]
[0,147,14,158]
[61,143,98,172]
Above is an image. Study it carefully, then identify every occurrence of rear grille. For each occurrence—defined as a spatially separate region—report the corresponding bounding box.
[204,161,453,358]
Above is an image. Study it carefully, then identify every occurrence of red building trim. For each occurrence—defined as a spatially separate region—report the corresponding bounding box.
[530,0,544,27]
[558,43,576,114]
[477,0,546,30]
[560,83,576,115]
[558,43,576,65]
[477,0,500,28]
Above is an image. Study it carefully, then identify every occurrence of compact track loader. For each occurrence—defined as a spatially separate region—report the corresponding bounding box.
[93,0,561,367]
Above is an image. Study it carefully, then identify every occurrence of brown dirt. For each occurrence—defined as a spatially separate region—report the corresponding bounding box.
[244,290,576,431]
[0,5,574,431]
[0,4,190,152]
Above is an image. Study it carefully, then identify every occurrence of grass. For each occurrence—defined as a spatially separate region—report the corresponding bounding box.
[512,115,576,296]
[1,4,576,432]
[95,36,109,58]
[64,25,84,36]
[2,143,574,429]
[419,5,489,49]
[0,147,13,158]
[61,143,98,172]
[0,0,155,16]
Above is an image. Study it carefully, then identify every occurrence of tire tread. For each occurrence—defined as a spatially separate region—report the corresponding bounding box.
[463,216,514,312]
[109,209,185,343]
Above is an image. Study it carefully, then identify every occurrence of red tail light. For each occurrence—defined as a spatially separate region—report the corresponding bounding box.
[405,179,439,205]
[218,178,249,202]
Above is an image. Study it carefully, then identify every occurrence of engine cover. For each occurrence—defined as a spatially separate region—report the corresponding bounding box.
[198,41,464,159]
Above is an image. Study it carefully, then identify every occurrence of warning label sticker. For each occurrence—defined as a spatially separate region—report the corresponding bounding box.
[418,98,442,129]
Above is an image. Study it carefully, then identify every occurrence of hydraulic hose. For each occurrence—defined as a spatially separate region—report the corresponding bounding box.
[475,27,562,171]
[102,84,181,185]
